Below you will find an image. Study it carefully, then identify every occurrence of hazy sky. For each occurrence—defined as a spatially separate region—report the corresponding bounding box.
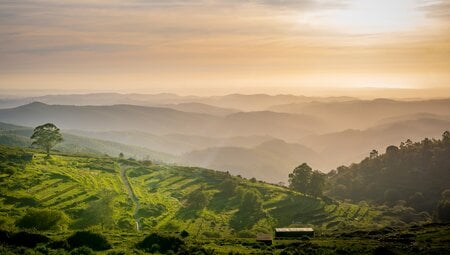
[0,0,449,97]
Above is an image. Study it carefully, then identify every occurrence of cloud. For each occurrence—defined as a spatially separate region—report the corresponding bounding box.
[419,0,450,20]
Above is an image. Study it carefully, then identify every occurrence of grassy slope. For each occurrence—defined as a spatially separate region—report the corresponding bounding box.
[0,145,436,254]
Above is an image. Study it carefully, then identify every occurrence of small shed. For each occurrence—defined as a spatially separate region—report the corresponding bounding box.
[256,233,273,245]
[274,228,314,239]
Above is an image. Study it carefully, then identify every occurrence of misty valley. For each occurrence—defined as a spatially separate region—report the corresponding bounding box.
[0,93,449,254]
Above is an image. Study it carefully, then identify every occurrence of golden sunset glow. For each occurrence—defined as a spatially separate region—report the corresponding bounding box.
[0,0,449,97]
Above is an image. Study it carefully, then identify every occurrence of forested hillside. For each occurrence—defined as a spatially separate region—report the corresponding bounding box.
[327,131,450,219]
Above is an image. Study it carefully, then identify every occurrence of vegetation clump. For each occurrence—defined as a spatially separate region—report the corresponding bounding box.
[67,231,112,251]
[16,208,69,231]
[136,233,185,253]
[0,229,50,248]
[230,189,266,230]
[0,145,33,175]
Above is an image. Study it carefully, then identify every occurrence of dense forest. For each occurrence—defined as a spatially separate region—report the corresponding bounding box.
[327,131,450,222]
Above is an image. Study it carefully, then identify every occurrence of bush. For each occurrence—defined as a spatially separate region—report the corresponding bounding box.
[67,231,112,251]
[180,230,190,238]
[70,246,95,255]
[0,229,51,248]
[16,208,68,231]
[137,233,185,253]
[186,189,209,210]
[237,230,256,238]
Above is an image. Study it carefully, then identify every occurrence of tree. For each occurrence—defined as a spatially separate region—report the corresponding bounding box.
[220,178,238,196]
[30,123,63,157]
[288,163,312,194]
[434,189,450,223]
[289,163,326,197]
[240,189,263,212]
[308,171,326,197]
[443,130,450,144]
[186,189,209,210]
[369,149,378,159]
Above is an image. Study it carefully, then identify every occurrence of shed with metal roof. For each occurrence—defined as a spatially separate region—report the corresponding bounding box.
[274,228,314,239]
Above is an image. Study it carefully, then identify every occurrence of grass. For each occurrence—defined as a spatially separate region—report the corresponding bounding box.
[0,144,446,254]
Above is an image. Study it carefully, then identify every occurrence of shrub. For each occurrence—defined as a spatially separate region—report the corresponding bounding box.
[237,230,256,238]
[67,231,112,251]
[180,230,190,238]
[220,178,238,195]
[16,208,68,231]
[186,189,209,210]
[136,233,185,253]
[70,246,95,255]
[0,229,51,248]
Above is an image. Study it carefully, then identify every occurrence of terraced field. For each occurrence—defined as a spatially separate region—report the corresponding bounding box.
[1,145,444,254]
[0,145,394,238]
[125,163,388,238]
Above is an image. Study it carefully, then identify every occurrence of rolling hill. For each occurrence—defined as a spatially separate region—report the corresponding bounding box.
[161,102,239,116]
[299,117,450,169]
[181,139,320,182]
[0,144,401,237]
[0,102,326,140]
[0,145,445,254]
[0,122,175,162]
[269,98,450,130]
[67,129,274,155]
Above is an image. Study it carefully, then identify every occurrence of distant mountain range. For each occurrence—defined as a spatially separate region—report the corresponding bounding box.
[269,98,450,130]
[0,102,325,140]
[0,93,448,183]
[0,92,356,110]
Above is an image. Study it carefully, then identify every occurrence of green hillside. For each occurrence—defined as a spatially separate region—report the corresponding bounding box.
[0,145,385,232]
[1,144,449,254]
[0,144,415,253]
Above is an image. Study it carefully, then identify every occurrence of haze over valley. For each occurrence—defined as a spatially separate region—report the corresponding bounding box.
[1,93,448,182]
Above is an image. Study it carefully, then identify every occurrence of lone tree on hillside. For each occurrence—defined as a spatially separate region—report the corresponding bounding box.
[31,123,63,157]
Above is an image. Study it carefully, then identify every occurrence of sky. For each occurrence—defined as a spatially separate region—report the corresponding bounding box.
[0,0,449,97]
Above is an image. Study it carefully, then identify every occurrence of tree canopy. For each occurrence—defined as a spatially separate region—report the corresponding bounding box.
[327,131,450,214]
[30,123,63,157]
[288,163,326,197]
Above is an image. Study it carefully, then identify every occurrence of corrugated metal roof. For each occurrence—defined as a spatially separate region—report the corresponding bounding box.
[275,228,314,232]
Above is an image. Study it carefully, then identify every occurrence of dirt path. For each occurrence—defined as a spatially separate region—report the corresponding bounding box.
[119,165,141,231]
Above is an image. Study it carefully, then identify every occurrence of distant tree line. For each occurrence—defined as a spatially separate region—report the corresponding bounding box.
[326,131,450,222]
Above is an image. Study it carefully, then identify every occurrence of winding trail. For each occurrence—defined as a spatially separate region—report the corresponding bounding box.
[119,165,141,231]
